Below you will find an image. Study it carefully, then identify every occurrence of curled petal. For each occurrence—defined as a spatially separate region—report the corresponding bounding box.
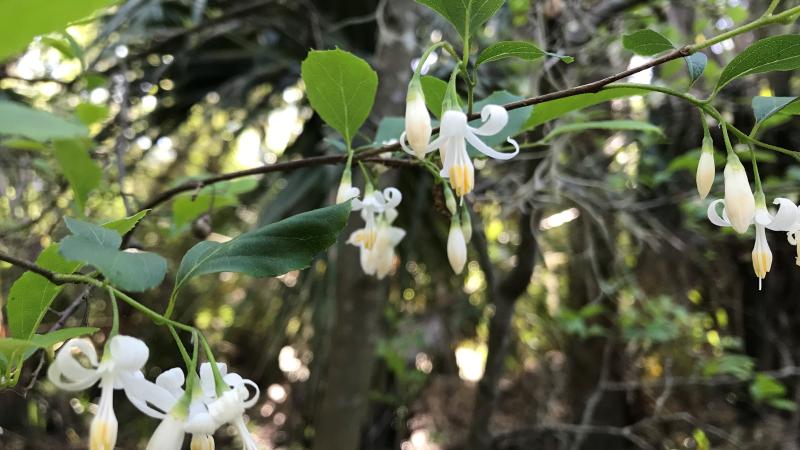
[47,362,100,391]
[48,339,101,389]
[382,188,402,209]
[706,199,731,228]
[109,335,149,372]
[470,104,509,136]
[399,132,416,157]
[351,198,363,211]
[156,368,186,400]
[464,131,518,160]
[424,134,445,154]
[240,379,261,409]
[765,198,799,231]
[121,372,177,418]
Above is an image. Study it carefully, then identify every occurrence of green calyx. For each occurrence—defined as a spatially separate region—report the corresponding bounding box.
[441,68,461,113]
[407,75,424,102]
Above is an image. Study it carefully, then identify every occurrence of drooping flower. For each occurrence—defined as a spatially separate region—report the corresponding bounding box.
[201,363,261,450]
[709,194,798,289]
[348,187,405,278]
[722,153,755,233]
[696,136,715,200]
[401,75,432,159]
[447,215,467,274]
[336,159,360,204]
[47,335,167,450]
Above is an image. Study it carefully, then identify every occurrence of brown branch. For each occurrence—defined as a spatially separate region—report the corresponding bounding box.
[0,251,61,284]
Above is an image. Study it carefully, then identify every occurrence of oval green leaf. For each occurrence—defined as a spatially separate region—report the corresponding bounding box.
[415,0,505,40]
[622,29,674,56]
[476,41,545,66]
[716,35,800,92]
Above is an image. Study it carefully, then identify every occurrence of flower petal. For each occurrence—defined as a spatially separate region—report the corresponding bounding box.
[47,363,100,391]
[156,368,186,399]
[469,104,509,136]
[464,131,518,160]
[382,188,402,209]
[399,132,416,157]
[121,372,178,418]
[200,362,227,399]
[706,199,731,227]
[765,198,799,231]
[109,335,149,372]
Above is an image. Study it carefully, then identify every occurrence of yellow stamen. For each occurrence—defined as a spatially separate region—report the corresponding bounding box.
[449,164,473,197]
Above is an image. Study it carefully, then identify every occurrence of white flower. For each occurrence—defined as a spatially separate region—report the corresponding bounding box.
[447,218,467,274]
[47,335,168,450]
[696,137,715,200]
[336,165,360,204]
[201,363,261,450]
[402,104,519,197]
[709,196,798,289]
[147,413,186,450]
[722,153,755,233]
[401,76,432,159]
[348,188,405,278]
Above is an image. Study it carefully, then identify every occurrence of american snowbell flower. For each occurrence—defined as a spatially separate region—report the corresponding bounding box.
[336,160,360,204]
[709,193,798,289]
[722,152,755,233]
[696,136,715,200]
[202,363,261,450]
[401,74,432,159]
[48,335,162,450]
[348,187,405,278]
[447,215,467,274]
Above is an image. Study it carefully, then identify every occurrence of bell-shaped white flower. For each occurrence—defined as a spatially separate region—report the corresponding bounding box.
[722,153,755,233]
[336,163,360,204]
[48,335,166,450]
[403,105,519,197]
[201,363,261,450]
[709,194,798,289]
[696,136,715,200]
[447,217,467,274]
[401,76,432,159]
[349,188,405,278]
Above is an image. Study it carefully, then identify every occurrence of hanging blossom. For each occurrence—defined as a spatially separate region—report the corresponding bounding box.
[695,135,715,200]
[48,335,170,450]
[335,159,360,204]
[401,104,519,197]
[708,195,798,289]
[348,187,405,279]
[201,363,261,450]
[137,367,220,450]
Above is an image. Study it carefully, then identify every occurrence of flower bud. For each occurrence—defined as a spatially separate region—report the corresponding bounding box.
[405,76,432,159]
[696,137,715,200]
[447,217,467,274]
[336,163,359,204]
[723,153,755,234]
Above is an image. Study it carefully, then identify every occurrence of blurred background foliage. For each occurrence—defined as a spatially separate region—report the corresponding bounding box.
[2,0,800,449]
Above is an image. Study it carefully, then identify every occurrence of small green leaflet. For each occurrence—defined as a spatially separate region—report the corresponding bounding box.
[541,120,663,142]
[415,0,505,40]
[525,86,652,129]
[0,0,118,62]
[59,217,167,292]
[301,49,378,147]
[53,139,102,209]
[175,202,351,292]
[6,211,150,340]
[0,101,87,141]
[622,29,674,56]
[477,41,543,65]
[716,35,800,92]
[751,96,800,124]
[685,52,707,85]
[75,103,110,125]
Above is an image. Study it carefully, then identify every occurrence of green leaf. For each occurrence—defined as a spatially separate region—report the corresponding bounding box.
[751,96,800,124]
[75,103,110,126]
[40,36,77,60]
[716,35,800,92]
[374,117,406,146]
[685,52,707,85]
[750,373,786,401]
[702,354,754,380]
[541,120,663,142]
[525,87,652,129]
[476,41,544,65]
[172,179,258,230]
[301,49,378,147]
[0,0,117,62]
[0,101,87,141]
[59,218,167,292]
[415,0,505,40]
[175,202,351,291]
[6,212,148,340]
[0,338,43,364]
[768,398,798,411]
[52,140,102,209]
[420,75,451,118]
[693,429,710,450]
[622,29,674,55]
[0,138,48,151]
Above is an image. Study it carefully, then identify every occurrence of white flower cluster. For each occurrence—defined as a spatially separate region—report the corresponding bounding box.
[48,335,261,450]
[700,150,800,290]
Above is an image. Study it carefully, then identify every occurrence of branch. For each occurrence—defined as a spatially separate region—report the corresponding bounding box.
[0,251,61,284]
